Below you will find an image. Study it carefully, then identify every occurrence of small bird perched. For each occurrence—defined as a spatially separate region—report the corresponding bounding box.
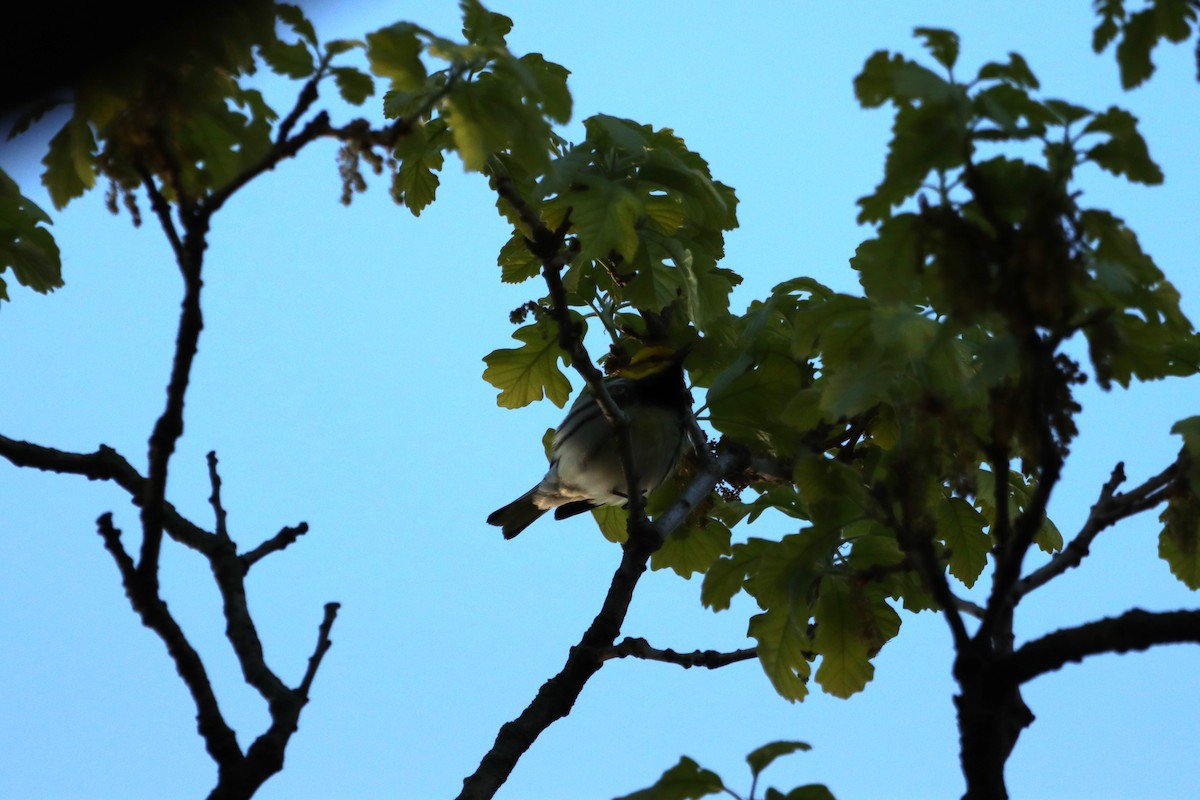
[487,345,692,539]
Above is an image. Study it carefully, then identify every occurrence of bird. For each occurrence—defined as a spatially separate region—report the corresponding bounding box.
[487,344,692,539]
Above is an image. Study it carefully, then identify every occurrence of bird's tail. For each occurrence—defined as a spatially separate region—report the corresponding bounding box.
[487,488,548,539]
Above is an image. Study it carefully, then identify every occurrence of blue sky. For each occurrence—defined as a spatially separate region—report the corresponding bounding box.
[2,1,1199,798]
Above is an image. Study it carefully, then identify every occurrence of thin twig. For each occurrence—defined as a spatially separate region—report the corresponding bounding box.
[297,602,341,699]
[601,637,757,669]
[207,451,230,541]
[95,513,243,767]
[241,522,312,570]
[1017,456,1180,597]
[0,436,218,555]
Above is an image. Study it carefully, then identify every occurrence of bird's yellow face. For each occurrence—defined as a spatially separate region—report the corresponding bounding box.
[615,345,684,380]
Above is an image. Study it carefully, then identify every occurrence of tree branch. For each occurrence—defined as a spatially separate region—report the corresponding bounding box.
[493,175,652,537]
[1017,455,1183,598]
[1007,607,1200,685]
[95,513,243,767]
[207,450,231,540]
[601,637,757,669]
[140,200,207,586]
[4,437,338,796]
[240,522,311,570]
[456,447,745,800]
[297,602,341,700]
[0,435,218,555]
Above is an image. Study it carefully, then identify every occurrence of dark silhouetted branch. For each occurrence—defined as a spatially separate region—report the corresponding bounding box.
[96,513,243,767]
[602,637,757,669]
[0,436,217,555]
[241,522,311,570]
[456,447,745,800]
[1008,607,1200,685]
[1017,456,1183,598]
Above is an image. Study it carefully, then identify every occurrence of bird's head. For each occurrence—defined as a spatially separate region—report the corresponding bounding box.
[613,344,690,381]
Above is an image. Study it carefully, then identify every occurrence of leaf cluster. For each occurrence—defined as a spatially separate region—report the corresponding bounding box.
[0,168,62,305]
[362,0,571,214]
[615,741,833,800]
[483,114,741,407]
[486,27,1200,708]
[1093,0,1200,89]
[24,0,286,212]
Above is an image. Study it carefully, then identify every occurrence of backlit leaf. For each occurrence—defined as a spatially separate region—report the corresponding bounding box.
[498,233,541,283]
[482,322,573,408]
[460,0,513,47]
[1160,492,1200,589]
[1084,107,1164,185]
[937,496,990,587]
[367,23,428,91]
[332,66,375,105]
[746,741,812,779]
[42,116,96,210]
[614,756,725,800]
[651,519,732,578]
[913,27,960,71]
[749,606,811,702]
[812,576,873,698]
[570,175,643,264]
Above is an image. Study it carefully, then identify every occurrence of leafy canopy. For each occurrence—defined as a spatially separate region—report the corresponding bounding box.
[5,0,1199,713]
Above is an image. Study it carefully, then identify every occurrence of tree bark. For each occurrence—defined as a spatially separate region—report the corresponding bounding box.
[955,646,1034,800]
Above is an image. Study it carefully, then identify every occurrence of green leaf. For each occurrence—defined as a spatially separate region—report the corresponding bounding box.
[259,36,315,79]
[1160,492,1200,589]
[276,3,318,46]
[1093,0,1123,53]
[1084,106,1164,185]
[973,84,1054,138]
[482,323,573,408]
[977,52,1039,89]
[793,456,871,529]
[812,576,874,698]
[1115,9,1157,89]
[42,116,97,210]
[937,496,990,587]
[0,168,63,298]
[851,214,921,304]
[707,353,812,459]
[651,519,732,579]
[701,538,772,611]
[367,23,428,91]
[325,38,363,56]
[854,51,956,109]
[643,193,686,235]
[856,76,971,222]
[331,66,375,105]
[614,756,725,800]
[749,606,811,702]
[746,741,812,779]
[1044,98,1093,125]
[592,504,629,544]
[460,0,513,47]
[569,175,643,264]
[391,156,442,216]
[1171,415,1200,456]
[519,52,572,124]
[498,233,541,283]
[783,786,837,800]
[913,27,960,71]
[624,249,681,312]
